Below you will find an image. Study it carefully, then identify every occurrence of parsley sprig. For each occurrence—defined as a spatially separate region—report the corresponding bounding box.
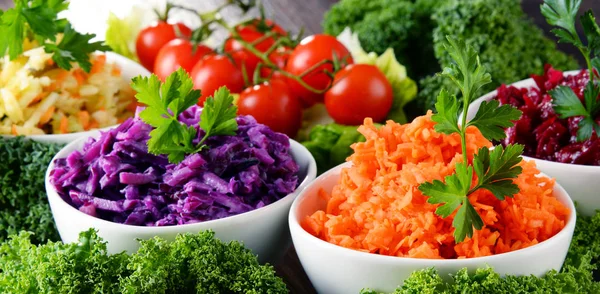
[542,0,600,141]
[0,0,109,72]
[418,37,524,243]
[131,68,238,164]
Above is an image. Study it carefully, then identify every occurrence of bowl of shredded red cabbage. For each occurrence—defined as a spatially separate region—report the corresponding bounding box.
[49,105,300,226]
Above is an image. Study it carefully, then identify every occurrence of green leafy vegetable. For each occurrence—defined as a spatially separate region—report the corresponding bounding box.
[418,37,523,243]
[301,123,367,175]
[361,211,600,294]
[542,0,600,141]
[43,23,111,72]
[336,28,418,123]
[323,0,439,79]
[105,11,142,61]
[468,100,526,141]
[415,0,579,114]
[325,0,579,117]
[0,137,62,244]
[0,0,110,72]
[131,69,238,163]
[0,229,287,293]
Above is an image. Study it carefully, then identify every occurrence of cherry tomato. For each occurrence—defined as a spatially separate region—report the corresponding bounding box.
[135,22,192,71]
[285,34,353,107]
[260,47,290,79]
[225,19,286,52]
[226,50,261,83]
[154,39,213,81]
[191,55,245,105]
[324,64,393,125]
[238,79,302,137]
[224,19,287,83]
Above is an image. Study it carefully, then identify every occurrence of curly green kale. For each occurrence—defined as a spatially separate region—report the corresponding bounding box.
[0,230,128,294]
[417,0,579,112]
[0,229,287,293]
[322,0,439,79]
[0,137,63,244]
[120,231,288,294]
[361,212,600,294]
[565,209,600,270]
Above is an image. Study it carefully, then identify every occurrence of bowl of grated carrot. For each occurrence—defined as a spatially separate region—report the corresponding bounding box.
[289,112,576,294]
[0,50,149,144]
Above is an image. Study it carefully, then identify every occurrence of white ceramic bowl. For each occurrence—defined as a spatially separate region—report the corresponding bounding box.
[289,162,576,294]
[45,132,317,264]
[467,70,600,216]
[2,51,150,145]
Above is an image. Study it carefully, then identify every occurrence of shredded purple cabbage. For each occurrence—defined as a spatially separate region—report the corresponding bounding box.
[50,106,299,226]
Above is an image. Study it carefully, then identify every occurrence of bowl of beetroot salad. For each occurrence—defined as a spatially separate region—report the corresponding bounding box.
[493,65,599,166]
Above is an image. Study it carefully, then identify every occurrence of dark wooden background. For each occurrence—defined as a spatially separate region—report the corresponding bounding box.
[0,0,598,293]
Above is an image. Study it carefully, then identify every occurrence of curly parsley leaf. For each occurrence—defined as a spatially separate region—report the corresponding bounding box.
[467,100,522,141]
[543,0,600,141]
[0,0,109,71]
[132,69,238,163]
[419,37,523,243]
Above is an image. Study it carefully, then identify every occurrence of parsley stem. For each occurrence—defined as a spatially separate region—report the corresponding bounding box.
[578,47,595,86]
[460,91,470,168]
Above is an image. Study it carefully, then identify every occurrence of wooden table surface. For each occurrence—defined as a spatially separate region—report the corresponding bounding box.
[0,0,598,293]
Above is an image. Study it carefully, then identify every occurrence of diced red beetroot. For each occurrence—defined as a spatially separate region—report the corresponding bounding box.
[531,64,563,93]
[493,65,600,166]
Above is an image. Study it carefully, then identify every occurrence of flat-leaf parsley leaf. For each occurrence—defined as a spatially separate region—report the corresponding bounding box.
[131,68,238,163]
[418,36,524,243]
[0,0,109,72]
[542,0,600,141]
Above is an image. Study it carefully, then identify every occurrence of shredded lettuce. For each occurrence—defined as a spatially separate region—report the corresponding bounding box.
[105,10,143,61]
[337,27,418,123]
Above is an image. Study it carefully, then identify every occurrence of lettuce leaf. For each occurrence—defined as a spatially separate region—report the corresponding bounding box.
[337,27,418,123]
[105,10,142,61]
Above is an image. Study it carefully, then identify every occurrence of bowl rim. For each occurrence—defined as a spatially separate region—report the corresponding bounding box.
[45,130,317,233]
[468,69,600,171]
[289,161,577,265]
[1,51,149,140]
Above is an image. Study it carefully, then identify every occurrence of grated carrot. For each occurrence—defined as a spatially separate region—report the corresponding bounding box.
[77,111,90,130]
[59,116,68,134]
[72,69,87,85]
[90,55,106,74]
[111,66,121,76]
[45,71,70,92]
[88,120,99,130]
[38,106,55,125]
[11,125,18,135]
[302,111,570,259]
